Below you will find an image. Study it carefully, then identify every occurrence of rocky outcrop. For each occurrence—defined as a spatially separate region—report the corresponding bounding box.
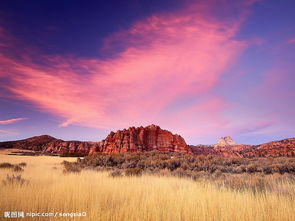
[94,125,191,154]
[239,138,295,157]
[190,145,216,155]
[215,136,237,147]
[42,140,99,155]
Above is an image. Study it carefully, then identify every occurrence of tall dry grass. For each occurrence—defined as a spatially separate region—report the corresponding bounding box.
[0,154,295,221]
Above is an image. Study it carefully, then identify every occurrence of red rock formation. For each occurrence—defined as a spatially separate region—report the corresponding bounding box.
[239,138,295,157]
[95,125,191,154]
[42,140,99,155]
[211,138,295,157]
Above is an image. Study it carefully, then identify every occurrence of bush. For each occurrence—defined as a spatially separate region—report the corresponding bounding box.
[109,170,123,177]
[18,162,27,167]
[0,162,14,169]
[125,168,142,176]
[171,168,187,177]
[0,162,26,172]
[263,167,272,174]
[13,165,24,172]
[62,161,81,173]
[2,174,29,186]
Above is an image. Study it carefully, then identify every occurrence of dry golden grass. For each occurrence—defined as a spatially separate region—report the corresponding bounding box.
[0,154,295,221]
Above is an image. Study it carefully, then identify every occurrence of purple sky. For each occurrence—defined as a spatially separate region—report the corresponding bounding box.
[0,0,294,145]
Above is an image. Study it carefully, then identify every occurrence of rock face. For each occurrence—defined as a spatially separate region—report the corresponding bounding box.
[42,140,99,155]
[215,136,236,147]
[95,125,191,154]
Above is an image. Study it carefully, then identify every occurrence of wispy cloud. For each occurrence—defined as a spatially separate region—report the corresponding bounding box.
[232,120,275,135]
[0,1,259,140]
[0,129,18,137]
[0,118,27,125]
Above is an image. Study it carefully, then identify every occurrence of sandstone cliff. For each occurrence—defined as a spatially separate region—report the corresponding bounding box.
[42,140,99,155]
[94,124,191,154]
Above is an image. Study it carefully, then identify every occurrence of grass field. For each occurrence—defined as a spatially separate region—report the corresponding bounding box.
[0,153,295,221]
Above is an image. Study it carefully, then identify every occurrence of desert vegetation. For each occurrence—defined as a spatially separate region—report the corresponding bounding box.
[0,154,295,220]
[69,151,295,175]
[0,161,26,172]
[63,152,295,195]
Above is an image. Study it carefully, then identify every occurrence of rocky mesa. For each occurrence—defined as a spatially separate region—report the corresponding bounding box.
[95,124,191,154]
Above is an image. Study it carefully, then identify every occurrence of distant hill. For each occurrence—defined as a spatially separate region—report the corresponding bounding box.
[0,135,59,151]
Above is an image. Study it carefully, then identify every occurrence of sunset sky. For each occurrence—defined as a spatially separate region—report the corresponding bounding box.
[0,0,294,145]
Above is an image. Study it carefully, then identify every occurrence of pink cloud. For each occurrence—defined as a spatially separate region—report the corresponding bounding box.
[0,118,27,125]
[287,38,295,44]
[0,1,255,140]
